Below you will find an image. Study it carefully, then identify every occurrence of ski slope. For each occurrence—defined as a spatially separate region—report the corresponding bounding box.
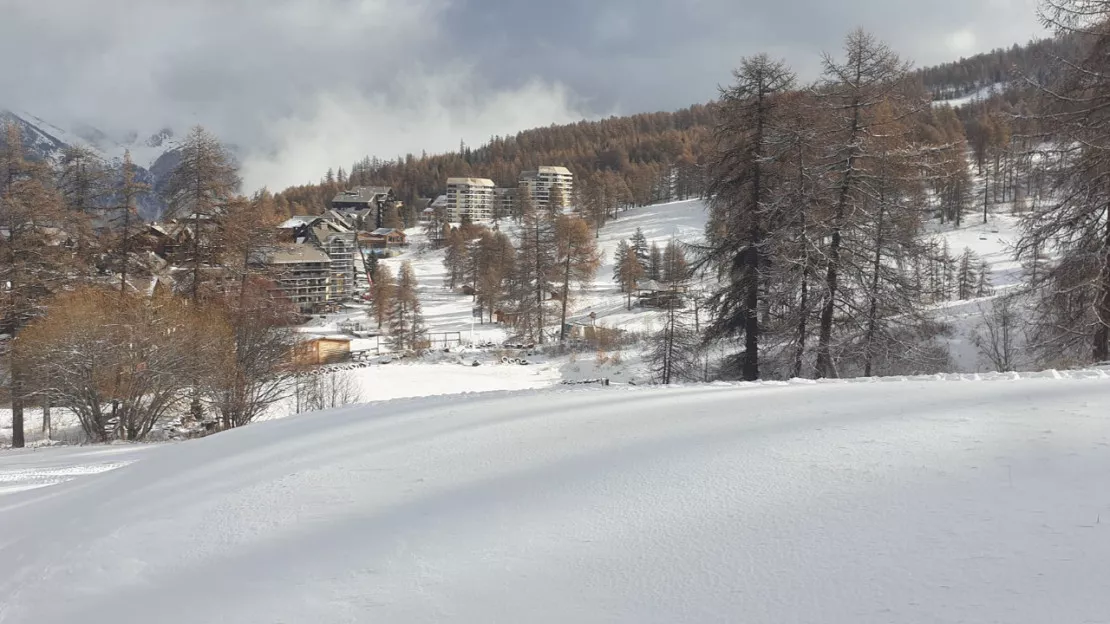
[2,376,1110,623]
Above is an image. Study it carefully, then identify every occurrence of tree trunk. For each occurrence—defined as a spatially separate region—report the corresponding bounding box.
[1095,205,1110,362]
[559,255,571,342]
[42,391,51,438]
[863,199,887,377]
[10,371,25,448]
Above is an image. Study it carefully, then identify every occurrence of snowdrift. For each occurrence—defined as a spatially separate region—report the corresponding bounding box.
[2,377,1110,623]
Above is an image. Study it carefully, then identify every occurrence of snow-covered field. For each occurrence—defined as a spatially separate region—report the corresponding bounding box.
[2,375,1110,623]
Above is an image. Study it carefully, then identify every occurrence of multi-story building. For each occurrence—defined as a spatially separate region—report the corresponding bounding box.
[445,177,496,222]
[492,187,516,219]
[264,243,333,313]
[519,166,574,211]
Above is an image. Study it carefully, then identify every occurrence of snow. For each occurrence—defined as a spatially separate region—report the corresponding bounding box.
[2,375,1110,623]
[932,83,1007,108]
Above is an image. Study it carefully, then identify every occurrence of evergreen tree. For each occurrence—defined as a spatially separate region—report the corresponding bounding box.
[648,241,662,281]
[630,227,649,265]
[957,248,980,300]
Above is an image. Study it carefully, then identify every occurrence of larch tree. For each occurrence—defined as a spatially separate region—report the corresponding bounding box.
[162,125,241,301]
[702,53,796,381]
[661,239,689,284]
[616,240,646,309]
[648,248,700,385]
[1015,0,1110,364]
[811,30,915,379]
[0,122,74,447]
[389,261,427,352]
[370,263,396,329]
[474,230,515,322]
[554,215,602,341]
[116,150,150,293]
[512,203,558,342]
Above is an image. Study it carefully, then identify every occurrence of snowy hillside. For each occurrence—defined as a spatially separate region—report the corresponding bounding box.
[2,375,1109,623]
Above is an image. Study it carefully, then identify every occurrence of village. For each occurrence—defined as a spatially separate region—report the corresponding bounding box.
[132,165,690,368]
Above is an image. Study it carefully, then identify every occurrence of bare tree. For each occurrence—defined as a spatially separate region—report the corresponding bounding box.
[972,293,1024,372]
[17,288,219,442]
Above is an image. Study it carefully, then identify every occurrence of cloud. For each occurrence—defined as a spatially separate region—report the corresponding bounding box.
[240,68,588,191]
[1,0,1049,192]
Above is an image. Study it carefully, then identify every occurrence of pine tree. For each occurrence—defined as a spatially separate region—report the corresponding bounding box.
[630,227,649,265]
[648,241,662,281]
[956,248,980,301]
[976,259,993,298]
[613,239,631,288]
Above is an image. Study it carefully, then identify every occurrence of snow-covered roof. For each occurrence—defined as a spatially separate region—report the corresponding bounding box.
[446,177,495,187]
[265,243,331,265]
[371,228,402,236]
[279,216,321,229]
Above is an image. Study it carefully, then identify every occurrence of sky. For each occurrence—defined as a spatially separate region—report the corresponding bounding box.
[0,0,1048,192]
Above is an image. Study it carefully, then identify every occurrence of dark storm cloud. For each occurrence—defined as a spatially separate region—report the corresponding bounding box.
[0,0,1046,190]
[440,0,1046,111]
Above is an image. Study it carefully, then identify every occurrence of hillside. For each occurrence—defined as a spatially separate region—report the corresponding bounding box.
[2,374,1109,623]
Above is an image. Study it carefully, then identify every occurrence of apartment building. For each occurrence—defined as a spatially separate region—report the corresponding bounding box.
[445,177,496,222]
[519,166,574,211]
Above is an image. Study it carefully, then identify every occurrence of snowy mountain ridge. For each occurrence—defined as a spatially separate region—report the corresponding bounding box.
[0,108,177,169]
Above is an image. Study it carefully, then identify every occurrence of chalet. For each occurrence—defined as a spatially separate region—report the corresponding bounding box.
[293,335,352,366]
[360,227,406,249]
[635,279,688,308]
